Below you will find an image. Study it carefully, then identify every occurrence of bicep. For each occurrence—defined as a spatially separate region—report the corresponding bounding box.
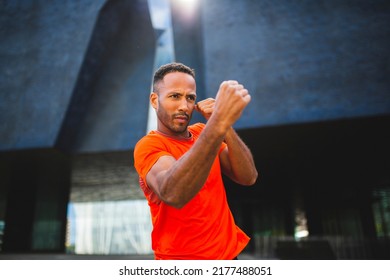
[145,155,176,197]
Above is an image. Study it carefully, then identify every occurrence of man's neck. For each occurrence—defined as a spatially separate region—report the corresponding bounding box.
[155,129,192,140]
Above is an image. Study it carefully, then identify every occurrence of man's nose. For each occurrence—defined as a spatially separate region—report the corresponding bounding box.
[178,97,190,111]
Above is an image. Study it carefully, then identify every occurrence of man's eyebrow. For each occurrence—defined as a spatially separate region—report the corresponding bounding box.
[169,91,197,96]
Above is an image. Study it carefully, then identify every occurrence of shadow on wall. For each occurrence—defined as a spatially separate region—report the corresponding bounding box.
[55,0,155,153]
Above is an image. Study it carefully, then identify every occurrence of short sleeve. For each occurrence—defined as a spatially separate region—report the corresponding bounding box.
[134,134,173,205]
[134,135,172,181]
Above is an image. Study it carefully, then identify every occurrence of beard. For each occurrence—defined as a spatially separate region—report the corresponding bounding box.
[156,107,192,135]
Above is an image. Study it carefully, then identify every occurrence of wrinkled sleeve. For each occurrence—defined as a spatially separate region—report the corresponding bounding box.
[134,135,172,204]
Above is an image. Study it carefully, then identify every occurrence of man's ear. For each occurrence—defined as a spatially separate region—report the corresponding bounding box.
[150,92,158,110]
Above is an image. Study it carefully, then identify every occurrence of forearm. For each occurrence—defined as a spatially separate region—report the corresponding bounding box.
[157,121,226,208]
[224,127,258,185]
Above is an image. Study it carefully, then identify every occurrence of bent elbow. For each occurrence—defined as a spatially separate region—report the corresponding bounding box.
[164,196,186,209]
[170,201,186,209]
[164,199,187,209]
[251,170,259,185]
[241,170,259,186]
[159,191,188,209]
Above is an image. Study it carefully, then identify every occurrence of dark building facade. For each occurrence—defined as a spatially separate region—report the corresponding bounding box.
[1,0,389,259]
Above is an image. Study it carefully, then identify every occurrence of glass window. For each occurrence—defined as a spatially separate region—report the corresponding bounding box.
[66,151,153,256]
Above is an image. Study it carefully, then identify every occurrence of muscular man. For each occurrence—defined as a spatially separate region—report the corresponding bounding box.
[134,62,258,259]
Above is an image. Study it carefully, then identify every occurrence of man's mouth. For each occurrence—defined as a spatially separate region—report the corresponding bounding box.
[173,114,189,123]
[174,114,188,119]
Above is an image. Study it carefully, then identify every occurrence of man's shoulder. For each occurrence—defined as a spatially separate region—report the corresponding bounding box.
[135,131,163,148]
[134,132,170,165]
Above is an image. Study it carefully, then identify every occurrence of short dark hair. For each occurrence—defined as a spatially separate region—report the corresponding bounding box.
[153,62,195,93]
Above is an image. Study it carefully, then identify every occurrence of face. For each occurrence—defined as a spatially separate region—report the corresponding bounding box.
[150,72,197,137]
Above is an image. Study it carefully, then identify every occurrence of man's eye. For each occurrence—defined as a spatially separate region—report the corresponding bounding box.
[187,96,196,101]
[171,94,179,99]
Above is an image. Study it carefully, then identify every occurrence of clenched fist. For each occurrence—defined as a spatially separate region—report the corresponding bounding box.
[195,98,215,120]
[212,80,251,129]
[196,80,250,123]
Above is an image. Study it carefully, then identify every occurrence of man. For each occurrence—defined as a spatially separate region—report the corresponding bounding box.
[134,62,258,259]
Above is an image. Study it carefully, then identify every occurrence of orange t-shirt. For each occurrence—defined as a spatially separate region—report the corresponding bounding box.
[133,123,249,259]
